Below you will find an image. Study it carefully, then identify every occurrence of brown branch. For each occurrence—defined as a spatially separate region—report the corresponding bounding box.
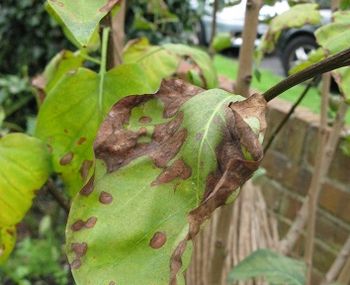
[305,72,330,285]
[234,0,263,97]
[263,78,316,153]
[337,246,350,284]
[210,0,219,47]
[263,48,350,102]
[46,179,70,214]
[322,235,350,285]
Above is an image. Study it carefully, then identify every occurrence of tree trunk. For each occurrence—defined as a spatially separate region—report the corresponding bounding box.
[234,0,262,97]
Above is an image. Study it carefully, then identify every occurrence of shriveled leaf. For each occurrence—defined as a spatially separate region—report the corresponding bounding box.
[66,79,266,285]
[164,43,218,88]
[315,11,350,102]
[123,38,179,84]
[123,39,219,89]
[228,249,306,285]
[211,33,232,52]
[257,4,321,60]
[0,226,16,264]
[35,64,164,196]
[0,134,51,227]
[46,0,120,46]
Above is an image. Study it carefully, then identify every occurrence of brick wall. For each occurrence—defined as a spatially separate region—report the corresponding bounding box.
[257,98,350,279]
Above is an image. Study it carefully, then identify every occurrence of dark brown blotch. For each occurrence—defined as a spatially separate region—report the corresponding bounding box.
[149,232,167,249]
[99,191,113,205]
[70,259,81,270]
[151,160,191,186]
[59,152,74,165]
[80,160,93,181]
[71,242,88,258]
[85,217,98,228]
[80,176,94,196]
[71,220,85,232]
[77,137,87,145]
[139,116,152,124]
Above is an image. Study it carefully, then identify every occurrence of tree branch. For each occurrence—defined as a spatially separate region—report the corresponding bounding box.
[263,47,350,102]
[46,179,70,214]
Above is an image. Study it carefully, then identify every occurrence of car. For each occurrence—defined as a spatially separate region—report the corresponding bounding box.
[191,0,290,47]
[192,0,331,75]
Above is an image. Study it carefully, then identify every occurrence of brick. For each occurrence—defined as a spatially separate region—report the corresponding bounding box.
[328,145,350,185]
[319,182,350,223]
[283,166,312,196]
[262,150,292,182]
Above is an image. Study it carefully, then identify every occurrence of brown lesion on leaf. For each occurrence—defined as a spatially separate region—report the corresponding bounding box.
[80,176,95,196]
[70,259,81,270]
[149,232,167,249]
[139,116,152,124]
[80,160,93,182]
[151,159,191,186]
[71,242,88,259]
[77,137,87,145]
[99,0,120,13]
[71,216,97,231]
[59,151,74,166]
[99,191,113,205]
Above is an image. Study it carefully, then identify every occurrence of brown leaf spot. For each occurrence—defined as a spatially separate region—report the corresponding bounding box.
[138,127,148,136]
[195,132,203,141]
[77,137,87,145]
[151,160,191,186]
[64,129,69,134]
[80,176,94,196]
[139,116,152,124]
[71,220,85,232]
[80,160,93,181]
[59,152,74,166]
[149,232,167,249]
[71,242,88,258]
[99,191,113,204]
[85,217,98,229]
[109,282,116,285]
[6,229,14,236]
[99,0,119,12]
[70,259,81,270]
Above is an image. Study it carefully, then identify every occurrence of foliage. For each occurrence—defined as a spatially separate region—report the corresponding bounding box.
[0,216,69,285]
[228,249,306,285]
[66,81,266,285]
[211,33,232,52]
[257,3,321,62]
[0,0,70,76]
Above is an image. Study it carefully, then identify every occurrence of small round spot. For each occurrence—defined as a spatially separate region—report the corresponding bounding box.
[109,282,116,285]
[70,259,81,269]
[99,191,113,205]
[85,217,97,228]
[71,242,88,258]
[59,152,74,165]
[139,116,152,124]
[77,137,87,145]
[71,220,85,232]
[149,232,167,249]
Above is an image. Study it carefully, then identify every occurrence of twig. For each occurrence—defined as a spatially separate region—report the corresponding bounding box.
[322,235,350,285]
[337,248,350,284]
[279,99,348,255]
[46,179,70,214]
[263,78,317,153]
[263,47,350,102]
[209,0,219,51]
[305,72,331,284]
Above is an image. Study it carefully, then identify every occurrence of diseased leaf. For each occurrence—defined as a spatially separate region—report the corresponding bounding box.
[257,4,321,61]
[66,79,266,285]
[35,64,165,196]
[123,38,219,89]
[0,134,51,227]
[0,226,16,265]
[164,43,218,88]
[46,0,120,46]
[228,249,306,285]
[314,11,350,102]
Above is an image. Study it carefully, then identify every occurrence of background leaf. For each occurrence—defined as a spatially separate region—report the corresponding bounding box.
[0,226,16,265]
[46,0,120,46]
[228,249,306,285]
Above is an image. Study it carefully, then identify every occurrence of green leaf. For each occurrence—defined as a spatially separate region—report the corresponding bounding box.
[314,11,350,103]
[35,64,164,196]
[66,80,266,285]
[43,50,85,93]
[0,226,16,265]
[0,134,51,227]
[228,249,306,285]
[164,43,219,89]
[258,4,321,57]
[211,33,232,52]
[46,0,120,46]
